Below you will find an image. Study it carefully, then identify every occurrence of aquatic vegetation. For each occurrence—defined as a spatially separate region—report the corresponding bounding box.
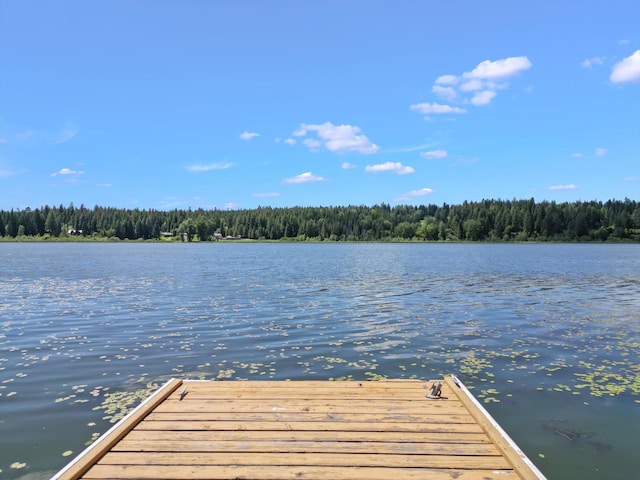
[93,382,160,423]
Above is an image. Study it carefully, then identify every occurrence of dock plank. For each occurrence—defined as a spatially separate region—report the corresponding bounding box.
[81,465,521,480]
[96,451,509,468]
[114,439,498,455]
[118,429,492,444]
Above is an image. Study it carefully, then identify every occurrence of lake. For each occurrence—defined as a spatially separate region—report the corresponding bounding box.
[1,242,639,479]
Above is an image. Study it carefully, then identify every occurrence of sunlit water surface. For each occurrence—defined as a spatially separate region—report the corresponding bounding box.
[1,243,639,479]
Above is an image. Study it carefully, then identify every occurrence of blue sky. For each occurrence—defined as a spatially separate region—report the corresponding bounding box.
[1,0,639,211]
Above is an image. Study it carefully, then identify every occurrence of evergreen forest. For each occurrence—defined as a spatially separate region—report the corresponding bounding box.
[1,198,639,242]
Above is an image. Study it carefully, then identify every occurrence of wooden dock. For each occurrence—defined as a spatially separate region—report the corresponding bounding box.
[53,376,546,480]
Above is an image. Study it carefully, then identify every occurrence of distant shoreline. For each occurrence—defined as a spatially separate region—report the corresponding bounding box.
[2,199,638,242]
[1,235,637,244]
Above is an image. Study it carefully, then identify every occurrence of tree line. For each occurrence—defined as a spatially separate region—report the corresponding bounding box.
[1,198,638,242]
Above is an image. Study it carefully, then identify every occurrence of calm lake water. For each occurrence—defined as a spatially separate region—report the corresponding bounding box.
[1,243,639,479]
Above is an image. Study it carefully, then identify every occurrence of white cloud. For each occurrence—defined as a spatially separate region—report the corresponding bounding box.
[619,39,631,45]
[0,137,8,144]
[51,167,84,177]
[610,50,640,83]
[464,56,532,80]
[239,131,259,140]
[471,90,497,106]
[292,126,307,136]
[253,192,281,198]
[419,56,533,111]
[432,85,457,101]
[595,147,607,156]
[435,74,458,85]
[187,162,234,172]
[459,79,485,92]
[582,57,605,68]
[223,202,239,210]
[572,153,583,158]
[284,138,296,145]
[341,162,357,169]
[395,187,435,202]
[386,142,439,154]
[97,183,112,188]
[283,172,325,184]
[409,103,466,115]
[623,176,640,181]
[302,138,322,151]
[365,162,414,175]
[547,184,578,191]
[420,149,447,159]
[294,122,380,154]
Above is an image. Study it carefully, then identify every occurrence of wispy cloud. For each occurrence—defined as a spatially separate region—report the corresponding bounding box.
[284,138,296,145]
[160,198,189,209]
[293,122,380,154]
[283,172,325,184]
[623,176,640,181]
[96,183,112,188]
[572,153,584,158]
[253,192,281,198]
[610,50,640,83]
[384,142,439,154]
[55,122,78,144]
[365,162,414,175]
[239,131,260,140]
[394,187,435,202]
[420,149,448,160]
[9,122,78,144]
[410,103,466,115]
[187,162,234,172]
[223,202,239,210]
[17,129,35,142]
[51,167,84,177]
[471,90,497,106]
[547,184,578,191]
[582,56,605,68]
[448,156,479,167]
[595,147,607,156]
[341,162,357,170]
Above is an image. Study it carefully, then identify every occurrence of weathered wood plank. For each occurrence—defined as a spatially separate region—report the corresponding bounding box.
[143,411,476,424]
[119,429,491,444]
[96,451,510,469]
[81,465,519,480]
[155,399,468,414]
[114,439,500,455]
[132,419,483,432]
[166,381,447,400]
